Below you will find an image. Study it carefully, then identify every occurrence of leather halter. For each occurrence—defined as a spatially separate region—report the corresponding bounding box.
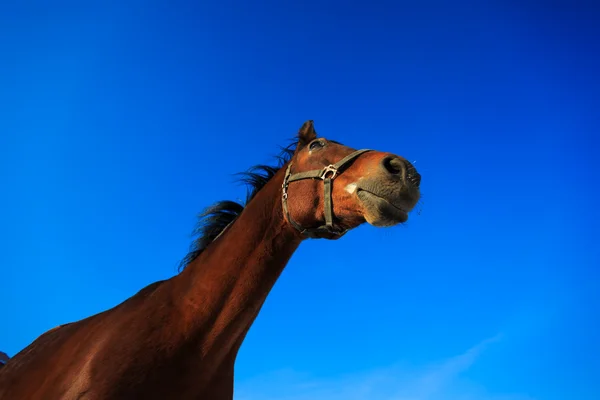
[281,149,372,238]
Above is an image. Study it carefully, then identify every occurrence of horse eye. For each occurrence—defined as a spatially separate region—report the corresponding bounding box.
[309,140,325,151]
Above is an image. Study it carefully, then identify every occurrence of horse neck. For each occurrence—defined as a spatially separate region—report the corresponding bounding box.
[172,166,302,361]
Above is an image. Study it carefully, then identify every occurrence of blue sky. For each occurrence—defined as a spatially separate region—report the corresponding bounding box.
[1,1,598,399]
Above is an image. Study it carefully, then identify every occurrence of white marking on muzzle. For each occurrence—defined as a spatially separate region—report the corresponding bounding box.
[345,183,358,194]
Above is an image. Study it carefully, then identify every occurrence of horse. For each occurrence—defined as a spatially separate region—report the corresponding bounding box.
[0,120,421,399]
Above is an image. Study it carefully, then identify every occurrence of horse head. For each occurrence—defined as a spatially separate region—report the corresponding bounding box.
[282,120,421,239]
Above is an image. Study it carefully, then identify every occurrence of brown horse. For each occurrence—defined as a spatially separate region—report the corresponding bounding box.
[0,121,421,399]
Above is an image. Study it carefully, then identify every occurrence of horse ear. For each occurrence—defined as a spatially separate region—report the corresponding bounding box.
[296,120,317,149]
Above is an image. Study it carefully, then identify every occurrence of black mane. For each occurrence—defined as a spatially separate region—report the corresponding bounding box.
[178,142,296,271]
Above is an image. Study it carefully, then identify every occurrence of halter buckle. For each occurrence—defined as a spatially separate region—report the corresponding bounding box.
[320,165,338,180]
[282,181,289,200]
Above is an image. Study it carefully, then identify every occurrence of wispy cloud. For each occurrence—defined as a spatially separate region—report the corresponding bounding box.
[235,333,534,400]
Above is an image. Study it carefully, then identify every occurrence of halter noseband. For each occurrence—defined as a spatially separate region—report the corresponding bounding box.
[281,149,372,238]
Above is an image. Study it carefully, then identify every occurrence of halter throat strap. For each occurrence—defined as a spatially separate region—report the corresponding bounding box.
[281,149,372,238]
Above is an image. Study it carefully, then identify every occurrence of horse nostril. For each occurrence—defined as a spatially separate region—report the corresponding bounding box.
[382,157,421,186]
[381,156,403,175]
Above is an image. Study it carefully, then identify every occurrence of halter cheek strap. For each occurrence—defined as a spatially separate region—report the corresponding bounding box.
[281,149,372,238]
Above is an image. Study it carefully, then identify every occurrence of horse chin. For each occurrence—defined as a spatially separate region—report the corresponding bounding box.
[357,190,410,227]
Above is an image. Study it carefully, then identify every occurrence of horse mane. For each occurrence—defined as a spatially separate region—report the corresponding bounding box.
[178,141,297,271]
[0,351,9,368]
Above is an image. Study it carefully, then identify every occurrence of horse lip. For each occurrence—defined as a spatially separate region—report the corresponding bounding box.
[356,188,410,213]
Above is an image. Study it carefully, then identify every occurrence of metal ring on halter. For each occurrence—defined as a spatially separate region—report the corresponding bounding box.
[320,165,338,180]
